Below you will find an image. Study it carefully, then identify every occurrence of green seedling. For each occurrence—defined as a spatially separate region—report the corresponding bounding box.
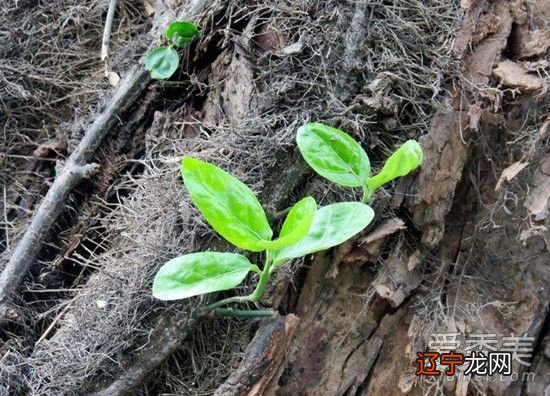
[297,123,423,202]
[145,20,200,80]
[152,157,374,315]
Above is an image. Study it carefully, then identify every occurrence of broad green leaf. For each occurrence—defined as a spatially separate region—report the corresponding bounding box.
[366,140,423,192]
[297,123,370,187]
[145,47,179,79]
[166,21,200,48]
[181,157,272,251]
[153,252,254,300]
[273,202,374,265]
[259,197,317,251]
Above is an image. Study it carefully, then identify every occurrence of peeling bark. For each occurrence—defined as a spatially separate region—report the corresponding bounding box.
[214,314,300,396]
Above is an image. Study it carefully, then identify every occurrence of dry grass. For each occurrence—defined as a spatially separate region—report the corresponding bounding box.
[0,0,148,393]
[0,0,148,256]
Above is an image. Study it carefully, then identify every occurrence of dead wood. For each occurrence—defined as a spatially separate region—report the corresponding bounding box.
[214,314,300,396]
[276,251,386,395]
[409,110,471,248]
[91,315,197,396]
[526,327,550,395]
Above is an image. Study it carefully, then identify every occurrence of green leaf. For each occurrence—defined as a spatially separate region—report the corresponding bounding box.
[366,140,423,192]
[166,21,200,48]
[145,47,179,79]
[259,197,317,251]
[181,157,272,252]
[297,123,370,187]
[153,252,254,300]
[272,202,374,265]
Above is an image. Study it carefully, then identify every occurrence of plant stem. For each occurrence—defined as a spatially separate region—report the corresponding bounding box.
[249,250,273,302]
[361,186,372,203]
[204,295,249,311]
[204,251,274,311]
[250,264,262,274]
[211,307,274,318]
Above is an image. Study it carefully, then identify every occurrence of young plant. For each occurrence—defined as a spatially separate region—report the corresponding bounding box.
[297,122,423,202]
[145,21,200,80]
[152,157,374,315]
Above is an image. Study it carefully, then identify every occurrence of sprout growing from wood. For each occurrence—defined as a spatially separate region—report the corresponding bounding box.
[152,157,374,316]
[296,122,423,202]
[145,21,200,80]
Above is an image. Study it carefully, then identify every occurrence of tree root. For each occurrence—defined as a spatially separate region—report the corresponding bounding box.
[0,67,150,325]
[91,315,197,396]
[91,308,294,396]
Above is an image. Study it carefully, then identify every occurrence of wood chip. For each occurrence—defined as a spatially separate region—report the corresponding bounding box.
[495,161,529,190]
[142,0,155,17]
[398,374,416,394]
[359,218,406,245]
[493,60,545,91]
[106,71,121,87]
[277,41,303,55]
[524,154,550,220]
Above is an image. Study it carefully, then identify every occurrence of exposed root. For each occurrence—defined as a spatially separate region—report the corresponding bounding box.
[0,66,150,324]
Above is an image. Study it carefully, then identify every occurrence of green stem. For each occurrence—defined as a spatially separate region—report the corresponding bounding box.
[204,251,273,311]
[204,295,249,311]
[249,250,273,302]
[211,307,274,318]
[361,186,373,203]
[250,264,262,275]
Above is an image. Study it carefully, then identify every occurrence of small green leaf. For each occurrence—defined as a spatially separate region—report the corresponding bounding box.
[145,46,179,79]
[153,252,254,300]
[259,197,317,251]
[273,202,374,265]
[166,21,200,48]
[366,140,423,192]
[297,123,370,187]
[181,157,273,252]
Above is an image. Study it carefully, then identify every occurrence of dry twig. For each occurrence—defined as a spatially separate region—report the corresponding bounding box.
[102,0,120,61]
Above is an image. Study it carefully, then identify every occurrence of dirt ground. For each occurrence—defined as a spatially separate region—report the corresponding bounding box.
[0,0,549,395]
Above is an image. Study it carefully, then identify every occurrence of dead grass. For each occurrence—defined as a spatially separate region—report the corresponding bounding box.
[0,0,148,393]
[0,0,148,257]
